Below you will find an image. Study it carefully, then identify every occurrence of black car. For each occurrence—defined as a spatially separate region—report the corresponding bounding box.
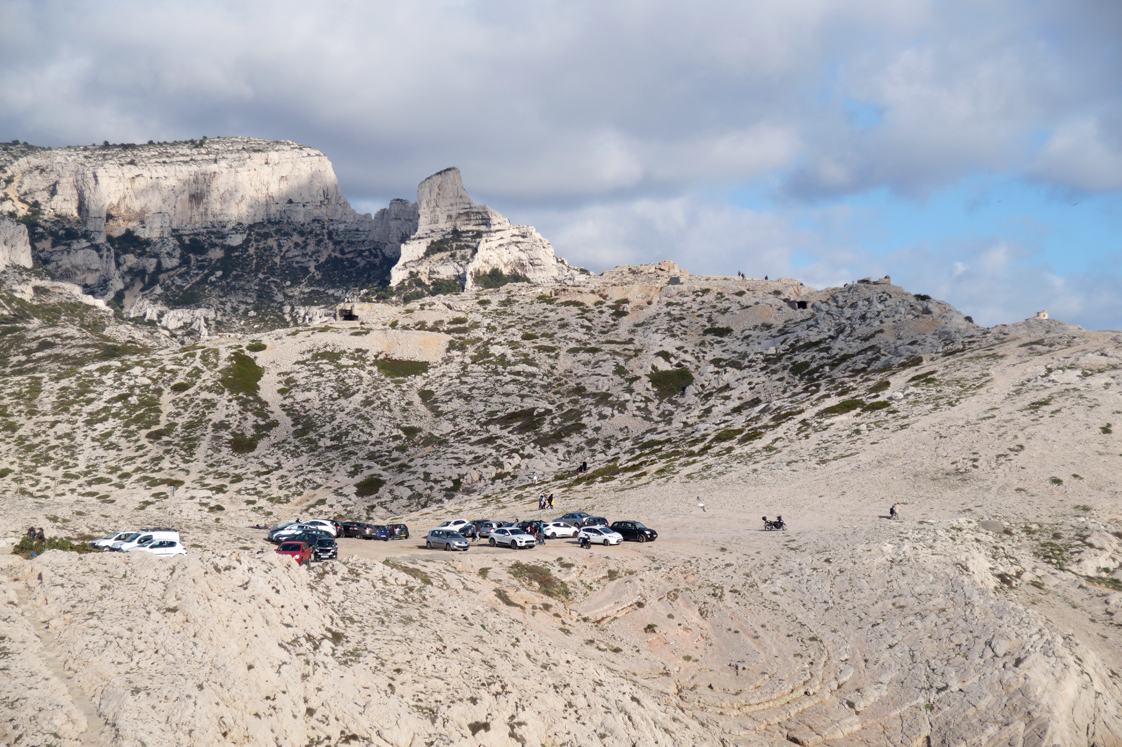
[312,537,338,561]
[386,523,410,540]
[610,521,658,543]
[285,530,333,545]
[341,522,375,539]
[516,520,545,536]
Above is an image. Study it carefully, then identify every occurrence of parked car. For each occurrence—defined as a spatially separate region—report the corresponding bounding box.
[284,530,332,546]
[435,519,471,532]
[488,528,536,549]
[268,523,324,543]
[112,530,180,552]
[577,526,623,546]
[126,539,187,557]
[577,516,609,528]
[542,521,579,539]
[276,541,312,564]
[90,530,134,549]
[366,524,392,541]
[341,522,375,539]
[467,520,501,538]
[610,521,658,543]
[311,537,338,561]
[555,511,592,527]
[302,519,338,537]
[425,529,470,551]
[386,523,410,540]
[516,520,545,536]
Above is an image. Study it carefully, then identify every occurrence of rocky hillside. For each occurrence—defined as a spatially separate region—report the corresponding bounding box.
[0,262,983,520]
[2,253,1122,746]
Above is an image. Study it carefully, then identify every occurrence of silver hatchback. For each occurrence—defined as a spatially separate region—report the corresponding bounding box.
[425,529,469,551]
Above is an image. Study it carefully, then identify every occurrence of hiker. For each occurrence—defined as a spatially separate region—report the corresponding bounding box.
[26,527,35,540]
[889,503,899,520]
[35,528,45,542]
[548,494,554,509]
[538,494,545,511]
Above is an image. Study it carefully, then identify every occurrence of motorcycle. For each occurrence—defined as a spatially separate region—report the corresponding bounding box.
[762,516,787,531]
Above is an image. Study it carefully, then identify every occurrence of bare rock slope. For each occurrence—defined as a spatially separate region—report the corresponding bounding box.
[2,262,1122,746]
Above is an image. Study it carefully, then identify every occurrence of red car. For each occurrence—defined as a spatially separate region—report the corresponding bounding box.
[276,541,312,564]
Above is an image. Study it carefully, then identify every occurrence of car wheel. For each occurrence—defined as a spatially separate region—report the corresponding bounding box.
[426,541,432,549]
[638,534,647,543]
[403,532,409,540]
[445,542,453,551]
[489,538,496,547]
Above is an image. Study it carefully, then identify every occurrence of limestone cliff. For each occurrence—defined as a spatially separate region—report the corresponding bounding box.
[391,167,581,290]
[0,216,32,270]
[0,138,416,335]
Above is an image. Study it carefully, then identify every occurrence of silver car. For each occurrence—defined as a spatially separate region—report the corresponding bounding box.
[488,528,536,549]
[425,529,469,551]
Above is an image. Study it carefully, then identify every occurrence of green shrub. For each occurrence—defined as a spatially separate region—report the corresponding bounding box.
[703,326,733,337]
[12,535,99,559]
[373,359,429,378]
[862,400,891,412]
[229,435,258,453]
[473,268,529,289]
[649,368,694,398]
[712,428,745,442]
[355,476,385,497]
[509,561,570,599]
[246,342,267,353]
[220,352,263,394]
[818,399,866,417]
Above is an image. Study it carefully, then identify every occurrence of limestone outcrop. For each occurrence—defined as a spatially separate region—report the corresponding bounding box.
[0,216,32,270]
[0,138,416,327]
[390,167,581,290]
[2,138,362,236]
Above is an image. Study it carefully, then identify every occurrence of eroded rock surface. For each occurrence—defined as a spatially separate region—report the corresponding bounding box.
[391,167,581,290]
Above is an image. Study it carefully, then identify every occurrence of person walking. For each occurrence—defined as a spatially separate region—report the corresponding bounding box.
[548,494,554,509]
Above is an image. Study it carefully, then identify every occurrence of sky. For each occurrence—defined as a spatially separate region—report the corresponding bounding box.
[2,0,1121,329]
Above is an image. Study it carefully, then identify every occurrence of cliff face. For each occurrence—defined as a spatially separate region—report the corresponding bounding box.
[391,167,581,290]
[1,138,358,236]
[0,217,32,270]
[0,139,417,334]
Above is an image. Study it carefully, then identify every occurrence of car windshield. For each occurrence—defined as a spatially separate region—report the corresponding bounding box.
[316,539,333,546]
[117,533,140,541]
[632,522,647,529]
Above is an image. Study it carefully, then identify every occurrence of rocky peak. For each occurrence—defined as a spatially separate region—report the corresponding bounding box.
[415,167,478,235]
[390,167,581,291]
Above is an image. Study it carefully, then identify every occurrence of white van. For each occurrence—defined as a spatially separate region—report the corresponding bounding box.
[111,529,180,552]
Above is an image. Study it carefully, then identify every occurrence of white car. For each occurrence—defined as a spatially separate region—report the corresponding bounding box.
[302,520,338,537]
[90,530,134,549]
[127,539,187,556]
[542,521,579,539]
[112,530,181,552]
[488,528,536,549]
[435,519,471,532]
[577,527,623,546]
